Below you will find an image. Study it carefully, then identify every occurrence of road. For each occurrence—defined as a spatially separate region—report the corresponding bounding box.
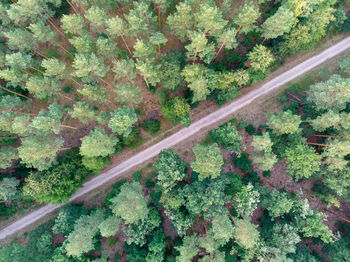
[1,36,350,242]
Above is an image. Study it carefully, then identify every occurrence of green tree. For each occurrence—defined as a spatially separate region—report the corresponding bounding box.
[133,39,157,62]
[149,32,168,54]
[28,21,56,44]
[261,6,298,39]
[154,149,187,193]
[196,4,227,37]
[85,6,107,32]
[72,53,107,80]
[0,146,18,169]
[247,45,275,73]
[233,183,260,219]
[175,235,199,262]
[146,229,166,262]
[82,156,111,174]
[251,133,277,171]
[41,58,67,80]
[162,96,191,126]
[4,28,37,52]
[69,35,95,54]
[182,64,210,103]
[52,204,87,236]
[125,1,157,37]
[285,143,321,179]
[77,84,110,104]
[185,31,215,64]
[114,83,142,105]
[234,2,260,34]
[209,122,242,154]
[18,135,64,170]
[279,24,313,56]
[108,106,137,138]
[267,223,301,255]
[61,14,85,36]
[214,28,238,59]
[25,77,61,100]
[23,153,90,203]
[106,16,132,55]
[112,59,136,82]
[261,188,294,218]
[211,215,234,243]
[65,210,105,257]
[306,7,335,42]
[80,127,118,158]
[31,102,65,135]
[167,2,194,41]
[191,143,224,180]
[232,219,260,249]
[110,182,148,224]
[70,101,96,124]
[322,139,350,171]
[307,74,350,112]
[0,177,19,203]
[96,37,119,57]
[99,215,121,238]
[267,111,301,135]
[136,60,161,87]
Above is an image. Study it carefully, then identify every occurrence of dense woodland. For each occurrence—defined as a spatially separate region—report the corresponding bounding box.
[1,0,350,261]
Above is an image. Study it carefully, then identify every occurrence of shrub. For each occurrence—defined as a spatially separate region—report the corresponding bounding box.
[82,156,111,174]
[245,124,256,135]
[242,172,260,186]
[133,171,142,182]
[143,119,160,135]
[123,128,143,149]
[224,172,243,196]
[262,171,271,177]
[232,153,253,173]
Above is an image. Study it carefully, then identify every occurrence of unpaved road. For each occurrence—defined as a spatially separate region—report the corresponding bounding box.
[1,36,350,242]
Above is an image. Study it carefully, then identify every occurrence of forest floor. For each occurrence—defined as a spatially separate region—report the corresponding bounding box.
[1,32,350,245]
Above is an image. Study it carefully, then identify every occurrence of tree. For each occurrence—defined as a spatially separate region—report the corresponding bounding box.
[185,31,215,64]
[0,146,18,169]
[0,177,19,203]
[23,153,90,203]
[209,122,242,154]
[182,64,210,103]
[154,149,187,193]
[85,6,107,32]
[285,143,321,180]
[52,204,87,236]
[162,96,191,126]
[306,7,336,42]
[70,101,96,124]
[338,55,350,75]
[28,21,56,44]
[251,133,277,171]
[112,59,136,82]
[25,77,61,100]
[77,84,109,104]
[167,2,194,41]
[191,143,224,180]
[41,58,67,80]
[69,35,95,54]
[146,229,166,262]
[234,2,260,34]
[4,28,37,52]
[18,135,64,170]
[267,111,301,135]
[61,14,85,36]
[82,156,111,174]
[233,183,260,219]
[182,177,226,220]
[80,127,119,158]
[125,1,157,37]
[261,188,294,218]
[96,37,119,57]
[267,223,301,255]
[135,60,161,87]
[319,167,350,199]
[65,210,105,257]
[211,215,234,243]
[261,6,298,39]
[133,39,157,62]
[99,215,121,237]
[196,4,227,37]
[72,53,107,79]
[247,45,275,73]
[106,16,132,55]
[114,83,142,105]
[214,28,238,59]
[175,235,199,262]
[31,102,65,135]
[108,106,137,138]
[149,32,168,54]
[307,74,350,112]
[279,24,313,56]
[322,139,350,171]
[110,182,148,224]
[11,114,32,136]
[232,219,260,249]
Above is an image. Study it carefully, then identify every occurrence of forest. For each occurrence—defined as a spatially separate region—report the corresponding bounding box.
[0,0,350,261]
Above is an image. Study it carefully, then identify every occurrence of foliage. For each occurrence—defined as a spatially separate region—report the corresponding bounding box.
[209,123,242,154]
[99,215,121,238]
[260,188,294,218]
[108,106,138,138]
[0,177,19,203]
[52,204,87,236]
[232,152,253,173]
[110,182,148,224]
[191,143,224,180]
[162,96,191,126]
[267,111,301,135]
[143,119,160,135]
[232,219,260,250]
[82,156,111,174]
[233,183,260,219]
[247,45,275,73]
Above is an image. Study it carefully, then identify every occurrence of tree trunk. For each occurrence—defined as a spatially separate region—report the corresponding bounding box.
[58,147,72,151]
[66,0,80,15]
[20,69,35,77]
[307,142,328,147]
[121,35,132,56]
[60,124,77,130]
[29,66,45,74]
[143,77,150,89]
[0,86,31,99]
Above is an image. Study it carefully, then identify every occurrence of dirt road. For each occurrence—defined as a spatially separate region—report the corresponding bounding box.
[1,36,350,242]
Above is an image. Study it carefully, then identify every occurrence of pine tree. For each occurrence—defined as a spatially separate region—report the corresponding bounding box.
[133,39,157,62]
[77,84,109,104]
[182,64,210,103]
[72,53,107,79]
[80,127,119,158]
[214,28,238,59]
[41,58,67,80]
[25,76,61,100]
[261,6,298,39]
[11,114,32,136]
[167,2,194,41]
[234,1,260,34]
[108,106,138,138]
[28,21,56,44]
[4,28,37,52]
[306,7,335,42]
[61,14,85,36]
[135,60,161,87]
[149,32,168,55]
[85,6,107,32]
[0,146,18,169]
[322,139,350,171]
[209,122,242,154]
[196,4,227,37]
[18,135,64,170]
[106,16,132,55]
[251,133,277,171]
[185,31,215,64]
[0,177,19,203]
[98,216,121,238]
[112,59,136,82]
[232,219,260,250]
[70,101,96,124]
[114,83,142,105]
[191,143,224,180]
[96,37,119,57]
[69,35,95,54]
[31,102,65,135]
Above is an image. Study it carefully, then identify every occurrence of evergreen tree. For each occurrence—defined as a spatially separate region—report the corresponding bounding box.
[70,101,96,124]
[41,58,67,80]
[167,2,194,41]
[114,83,142,105]
[61,14,85,36]
[322,139,350,171]
[26,76,61,100]
[69,35,95,54]
[196,4,227,38]
[209,122,242,154]
[77,84,109,104]
[185,31,215,64]
[72,53,107,79]
[98,216,121,238]
[267,111,301,135]
[0,177,19,203]
[85,6,107,32]
[28,21,56,44]
[0,146,18,169]
[247,45,275,73]
[234,1,261,34]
